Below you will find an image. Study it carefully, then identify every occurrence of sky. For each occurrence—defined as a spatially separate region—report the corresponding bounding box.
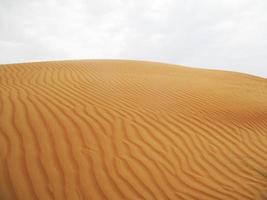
[0,0,266,78]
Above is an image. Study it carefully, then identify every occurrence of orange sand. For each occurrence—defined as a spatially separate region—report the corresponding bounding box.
[0,60,267,200]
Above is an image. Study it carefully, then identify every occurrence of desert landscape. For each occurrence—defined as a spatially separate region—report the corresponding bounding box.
[0,60,267,200]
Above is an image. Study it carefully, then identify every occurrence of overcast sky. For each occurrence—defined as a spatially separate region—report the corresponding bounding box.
[0,0,266,77]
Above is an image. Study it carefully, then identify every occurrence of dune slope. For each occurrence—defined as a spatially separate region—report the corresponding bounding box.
[0,60,267,200]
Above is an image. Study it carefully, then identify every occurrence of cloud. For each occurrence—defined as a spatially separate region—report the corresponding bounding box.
[0,0,266,77]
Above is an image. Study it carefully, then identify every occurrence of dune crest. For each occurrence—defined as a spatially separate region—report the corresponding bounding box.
[0,60,267,200]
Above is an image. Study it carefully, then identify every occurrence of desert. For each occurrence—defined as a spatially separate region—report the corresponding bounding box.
[0,60,267,200]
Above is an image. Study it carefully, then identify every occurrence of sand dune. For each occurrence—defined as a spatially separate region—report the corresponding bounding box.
[0,60,267,200]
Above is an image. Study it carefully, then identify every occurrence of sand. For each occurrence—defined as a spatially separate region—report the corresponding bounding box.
[0,60,267,200]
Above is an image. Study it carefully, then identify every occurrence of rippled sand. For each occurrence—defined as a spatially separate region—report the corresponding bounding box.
[0,60,267,200]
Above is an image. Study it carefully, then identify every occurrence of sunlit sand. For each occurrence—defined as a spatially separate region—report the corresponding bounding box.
[0,60,267,199]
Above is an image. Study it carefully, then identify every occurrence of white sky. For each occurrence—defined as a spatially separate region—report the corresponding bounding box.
[0,0,266,77]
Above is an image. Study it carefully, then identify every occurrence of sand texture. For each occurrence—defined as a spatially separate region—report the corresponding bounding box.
[0,60,267,200]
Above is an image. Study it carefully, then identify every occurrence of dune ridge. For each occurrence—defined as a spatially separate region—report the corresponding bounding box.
[0,60,267,200]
